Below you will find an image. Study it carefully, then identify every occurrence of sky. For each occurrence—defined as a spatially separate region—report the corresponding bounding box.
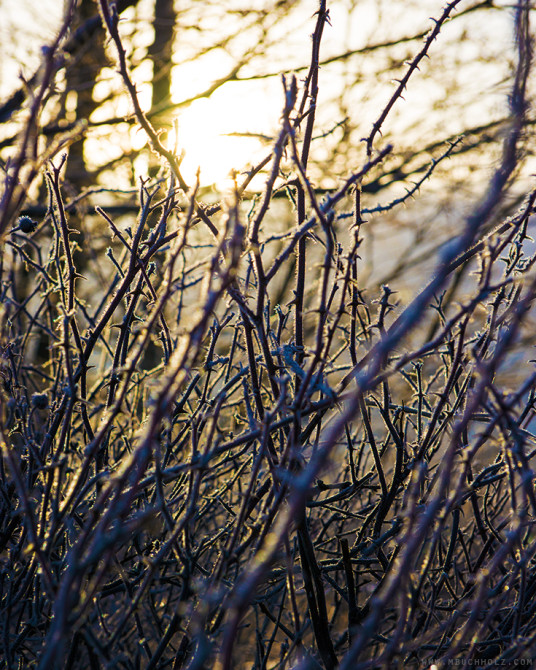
[0,0,64,98]
[0,1,517,189]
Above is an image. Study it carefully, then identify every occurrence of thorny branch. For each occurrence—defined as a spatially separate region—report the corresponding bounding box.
[0,1,535,669]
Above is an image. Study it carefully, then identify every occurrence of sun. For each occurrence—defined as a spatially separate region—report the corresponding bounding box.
[171,79,280,191]
[174,98,256,189]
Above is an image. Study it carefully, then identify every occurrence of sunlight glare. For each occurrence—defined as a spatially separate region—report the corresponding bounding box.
[172,83,279,190]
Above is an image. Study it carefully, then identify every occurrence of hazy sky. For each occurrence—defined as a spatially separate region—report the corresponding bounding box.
[0,0,63,97]
[0,1,516,187]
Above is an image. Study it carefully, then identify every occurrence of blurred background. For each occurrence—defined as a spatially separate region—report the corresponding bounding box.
[0,0,534,293]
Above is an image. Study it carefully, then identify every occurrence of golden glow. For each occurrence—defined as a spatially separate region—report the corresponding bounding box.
[171,73,280,190]
[174,99,270,189]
